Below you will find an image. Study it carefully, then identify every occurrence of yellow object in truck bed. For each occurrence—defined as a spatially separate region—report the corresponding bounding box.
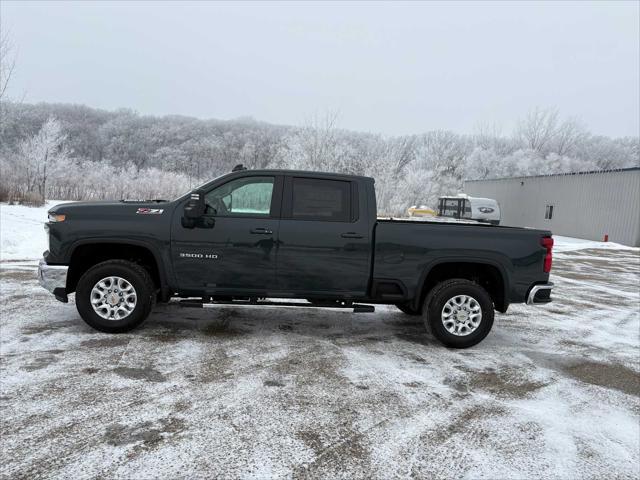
[407,206,436,217]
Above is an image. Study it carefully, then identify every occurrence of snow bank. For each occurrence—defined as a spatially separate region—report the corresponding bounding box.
[553,235,639,253]
[0,201,72,262]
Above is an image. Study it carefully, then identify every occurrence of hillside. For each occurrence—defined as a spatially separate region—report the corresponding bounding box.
[0,102,638,214]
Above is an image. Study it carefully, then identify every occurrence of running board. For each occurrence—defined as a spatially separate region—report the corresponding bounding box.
[179,300,375,313]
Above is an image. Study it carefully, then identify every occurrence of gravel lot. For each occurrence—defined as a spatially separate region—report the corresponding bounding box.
[1,244,639,479]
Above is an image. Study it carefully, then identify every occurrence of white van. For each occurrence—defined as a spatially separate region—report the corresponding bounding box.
[437,194,501,225]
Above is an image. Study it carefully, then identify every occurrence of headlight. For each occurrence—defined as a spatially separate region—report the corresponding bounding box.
[48,213,66,222]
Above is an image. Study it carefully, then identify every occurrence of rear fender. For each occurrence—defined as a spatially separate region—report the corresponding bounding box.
[413,257,510,312]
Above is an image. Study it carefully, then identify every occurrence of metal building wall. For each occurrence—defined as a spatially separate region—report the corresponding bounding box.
[464,168,640,247]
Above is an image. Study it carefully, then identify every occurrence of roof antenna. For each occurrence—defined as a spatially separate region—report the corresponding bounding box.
[232,164,247,172]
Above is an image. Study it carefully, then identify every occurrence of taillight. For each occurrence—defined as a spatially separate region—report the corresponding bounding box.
[541,236,553,273]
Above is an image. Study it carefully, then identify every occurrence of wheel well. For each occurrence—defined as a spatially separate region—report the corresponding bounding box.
[419,262,506,312]
[66,243,161,293]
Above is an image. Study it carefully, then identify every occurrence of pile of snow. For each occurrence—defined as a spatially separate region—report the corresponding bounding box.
[552,235,638,253]
[0,201,71,262]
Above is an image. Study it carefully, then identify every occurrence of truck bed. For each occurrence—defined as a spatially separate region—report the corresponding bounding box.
[373,219,551,306]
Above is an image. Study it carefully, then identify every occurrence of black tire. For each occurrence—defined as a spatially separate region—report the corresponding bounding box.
[423,279,494,348]
[75,259,156,333]
[395,302,422,316]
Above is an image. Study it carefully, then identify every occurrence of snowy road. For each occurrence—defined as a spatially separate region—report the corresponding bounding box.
[1,204,639,479]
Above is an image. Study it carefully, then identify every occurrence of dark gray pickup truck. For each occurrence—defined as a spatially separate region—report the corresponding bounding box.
[38,168,554,348]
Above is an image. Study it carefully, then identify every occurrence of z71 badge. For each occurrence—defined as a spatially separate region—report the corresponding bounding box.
[136,208,164,215]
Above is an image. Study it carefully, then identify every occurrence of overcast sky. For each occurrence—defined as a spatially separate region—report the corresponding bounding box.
[2,1,638,137]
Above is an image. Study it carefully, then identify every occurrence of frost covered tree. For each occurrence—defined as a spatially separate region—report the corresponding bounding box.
[515,108,588,157]
[0,102,637,212]
[287,111,342,171]
[17,117,69,204]
[412,131,470,205]
[465,147,502,180]
[515,108,560,154]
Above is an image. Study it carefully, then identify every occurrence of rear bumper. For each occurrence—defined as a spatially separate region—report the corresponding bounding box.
[527,283,553,305]
[38,258,69,303]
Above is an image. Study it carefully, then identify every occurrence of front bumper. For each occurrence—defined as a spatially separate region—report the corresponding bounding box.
[38,258,69,303]
[527,283,553,305]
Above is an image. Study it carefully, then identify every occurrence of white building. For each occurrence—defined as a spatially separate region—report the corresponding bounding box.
[464,168,640,247]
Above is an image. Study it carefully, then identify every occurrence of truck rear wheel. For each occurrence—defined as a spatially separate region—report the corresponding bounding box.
[75,260,156,333]
[423,279,494,348]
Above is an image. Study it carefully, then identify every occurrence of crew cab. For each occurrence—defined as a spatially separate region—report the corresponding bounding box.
[38,168,554,348]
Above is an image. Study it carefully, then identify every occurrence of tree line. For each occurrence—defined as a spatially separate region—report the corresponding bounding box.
[0,101,637,213]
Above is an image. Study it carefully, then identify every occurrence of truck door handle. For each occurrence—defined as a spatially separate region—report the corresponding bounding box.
[251,227,273,235]
[341,232,363,239]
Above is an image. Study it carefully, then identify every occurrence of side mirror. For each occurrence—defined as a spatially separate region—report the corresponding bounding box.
[182,190,207,228]
[184,190,205,218]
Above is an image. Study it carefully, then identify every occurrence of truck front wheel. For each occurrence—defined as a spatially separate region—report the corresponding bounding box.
[75,260,156,333]
[423,279,494,348]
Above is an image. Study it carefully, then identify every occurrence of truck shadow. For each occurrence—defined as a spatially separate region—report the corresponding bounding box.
[146,302,437,347]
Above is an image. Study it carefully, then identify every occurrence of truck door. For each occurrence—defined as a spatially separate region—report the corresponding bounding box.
[277,176,371,297]
[171,175,282,294]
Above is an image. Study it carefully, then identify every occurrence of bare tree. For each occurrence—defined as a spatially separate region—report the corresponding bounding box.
[553,116,587,156]
[299,110,341,170]
[515,108,589,158]
[474,121,504,150]
[0,27,16,100]
[474,121,517,156]
[515,108,560,154]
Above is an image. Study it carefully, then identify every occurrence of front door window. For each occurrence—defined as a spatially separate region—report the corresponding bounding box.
[205,177,275,216]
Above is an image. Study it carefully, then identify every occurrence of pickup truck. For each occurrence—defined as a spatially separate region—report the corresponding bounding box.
[38,168,554,348]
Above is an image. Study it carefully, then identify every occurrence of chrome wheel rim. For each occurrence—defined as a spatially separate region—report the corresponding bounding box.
[441,295,482,336]
[90,276,137,320]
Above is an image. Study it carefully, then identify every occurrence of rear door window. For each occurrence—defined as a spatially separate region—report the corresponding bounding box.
[291,178,351,222]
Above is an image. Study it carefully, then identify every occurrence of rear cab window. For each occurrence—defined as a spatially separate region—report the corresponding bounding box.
[288,177,353,222]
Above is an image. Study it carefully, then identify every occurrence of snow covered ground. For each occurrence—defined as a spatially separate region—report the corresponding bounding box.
[1,202,639,478]
[0,201,71,262]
